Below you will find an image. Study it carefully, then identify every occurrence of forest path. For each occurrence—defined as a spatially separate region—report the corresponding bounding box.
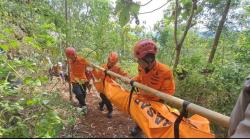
[52,80,144,138]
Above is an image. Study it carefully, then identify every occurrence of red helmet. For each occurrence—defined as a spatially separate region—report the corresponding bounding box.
[65,47,76,57]
[108,52,118,64]
[133,39,157,59]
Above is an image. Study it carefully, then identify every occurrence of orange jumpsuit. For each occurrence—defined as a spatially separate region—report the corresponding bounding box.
[68,56,90,107]
[93,63,128,114]
[68,56,90,83]
[92,63,128,92]
[133,61,175,101]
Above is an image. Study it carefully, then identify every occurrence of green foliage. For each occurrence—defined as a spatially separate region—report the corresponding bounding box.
[0,0,249,138]
[120,59,138,77]
[0,6,64,135]
[0,59,64,138]
[115,0,140,26]
[35,111,63,138]
[180,0,193,18]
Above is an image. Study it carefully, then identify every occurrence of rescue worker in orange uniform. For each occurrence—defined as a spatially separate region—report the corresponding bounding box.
[130,39,175,136]
[65,47,92,114]
[93,52,129,118]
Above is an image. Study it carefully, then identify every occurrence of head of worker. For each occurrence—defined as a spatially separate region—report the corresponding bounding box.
[65,47,77,61]
[107,52,119,68]
[133,39,157,72]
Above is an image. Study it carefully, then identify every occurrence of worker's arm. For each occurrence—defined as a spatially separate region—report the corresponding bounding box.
[159,70,175,95]
[84,58,96,72]
[116,66,131,79]
[231,103,250,138]
[229,75,250,138]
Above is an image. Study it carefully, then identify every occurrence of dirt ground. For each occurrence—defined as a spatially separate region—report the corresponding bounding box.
[55,81,145,138]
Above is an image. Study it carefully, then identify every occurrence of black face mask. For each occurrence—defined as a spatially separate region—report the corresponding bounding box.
[144,67,150,73]
[107,62,115,69]
[142,54,155,73]
[107,65,112,69]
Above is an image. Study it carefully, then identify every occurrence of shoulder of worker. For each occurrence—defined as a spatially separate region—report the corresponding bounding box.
[77,56,88,64]
[155,61,173,78]
[113,64,122,69]
[102,64,107,68]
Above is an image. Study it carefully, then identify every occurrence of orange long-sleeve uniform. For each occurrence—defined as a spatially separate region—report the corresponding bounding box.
[133,61,175,101]
[92,63,128,92]
[102,64,128,80]
[93,64,128,80]
[68,56,90,83]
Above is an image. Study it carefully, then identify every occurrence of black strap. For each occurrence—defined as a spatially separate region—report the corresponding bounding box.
[174,101,190,138]
[130,80,139,93]
[104,69,108,76]
[128,80,135,115]
[130,80,135,86]
[104,69,111,78]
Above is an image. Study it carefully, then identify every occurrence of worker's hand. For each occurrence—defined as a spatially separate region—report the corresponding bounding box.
[86,66,93,72]
[64,74,70,82]
[244,76,250,93]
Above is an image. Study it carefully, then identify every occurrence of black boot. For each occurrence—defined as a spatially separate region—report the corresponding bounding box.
[130,125,141,137]
[99,101,104,111]
[76,95,86,108]
[107,111,112,119]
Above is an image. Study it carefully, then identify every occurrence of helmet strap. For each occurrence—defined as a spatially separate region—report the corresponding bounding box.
[107,62,116,69]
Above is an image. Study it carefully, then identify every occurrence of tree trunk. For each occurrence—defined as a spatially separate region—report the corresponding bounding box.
[65,0,68,48]
[173,46,181,69]
[65,0,72,101]
[208,0,231,63]
[173,0,197,70]
[173,0,179,49]
[121,30,125,56]
[173,0,179,70]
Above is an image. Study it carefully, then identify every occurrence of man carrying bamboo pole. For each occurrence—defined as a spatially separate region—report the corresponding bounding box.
[130,39,175,136]
[93,52,129,118]
[65,47,92,115]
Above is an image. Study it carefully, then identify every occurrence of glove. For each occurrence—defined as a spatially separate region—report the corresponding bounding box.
[64,74,70,82]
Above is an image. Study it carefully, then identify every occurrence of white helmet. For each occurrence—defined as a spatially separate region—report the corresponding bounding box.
[58,62,62,67]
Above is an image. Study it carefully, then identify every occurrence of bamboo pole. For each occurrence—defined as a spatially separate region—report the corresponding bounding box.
[91,63,230,128]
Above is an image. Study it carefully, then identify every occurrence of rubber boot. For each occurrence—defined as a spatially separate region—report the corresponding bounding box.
[99,101,104,111]
[76,95,85,108]
[107,111,112,119]
[130,125,141,137]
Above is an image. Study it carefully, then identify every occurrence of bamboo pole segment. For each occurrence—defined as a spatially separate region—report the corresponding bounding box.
[91,63,230,128]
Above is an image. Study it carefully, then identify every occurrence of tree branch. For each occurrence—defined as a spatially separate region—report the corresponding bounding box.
[178,0,197,47]
[139,0,171,14]
[85,45,107,58]
[139,0,153,6]
[174,0,178,48]
[208,0,231,63]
